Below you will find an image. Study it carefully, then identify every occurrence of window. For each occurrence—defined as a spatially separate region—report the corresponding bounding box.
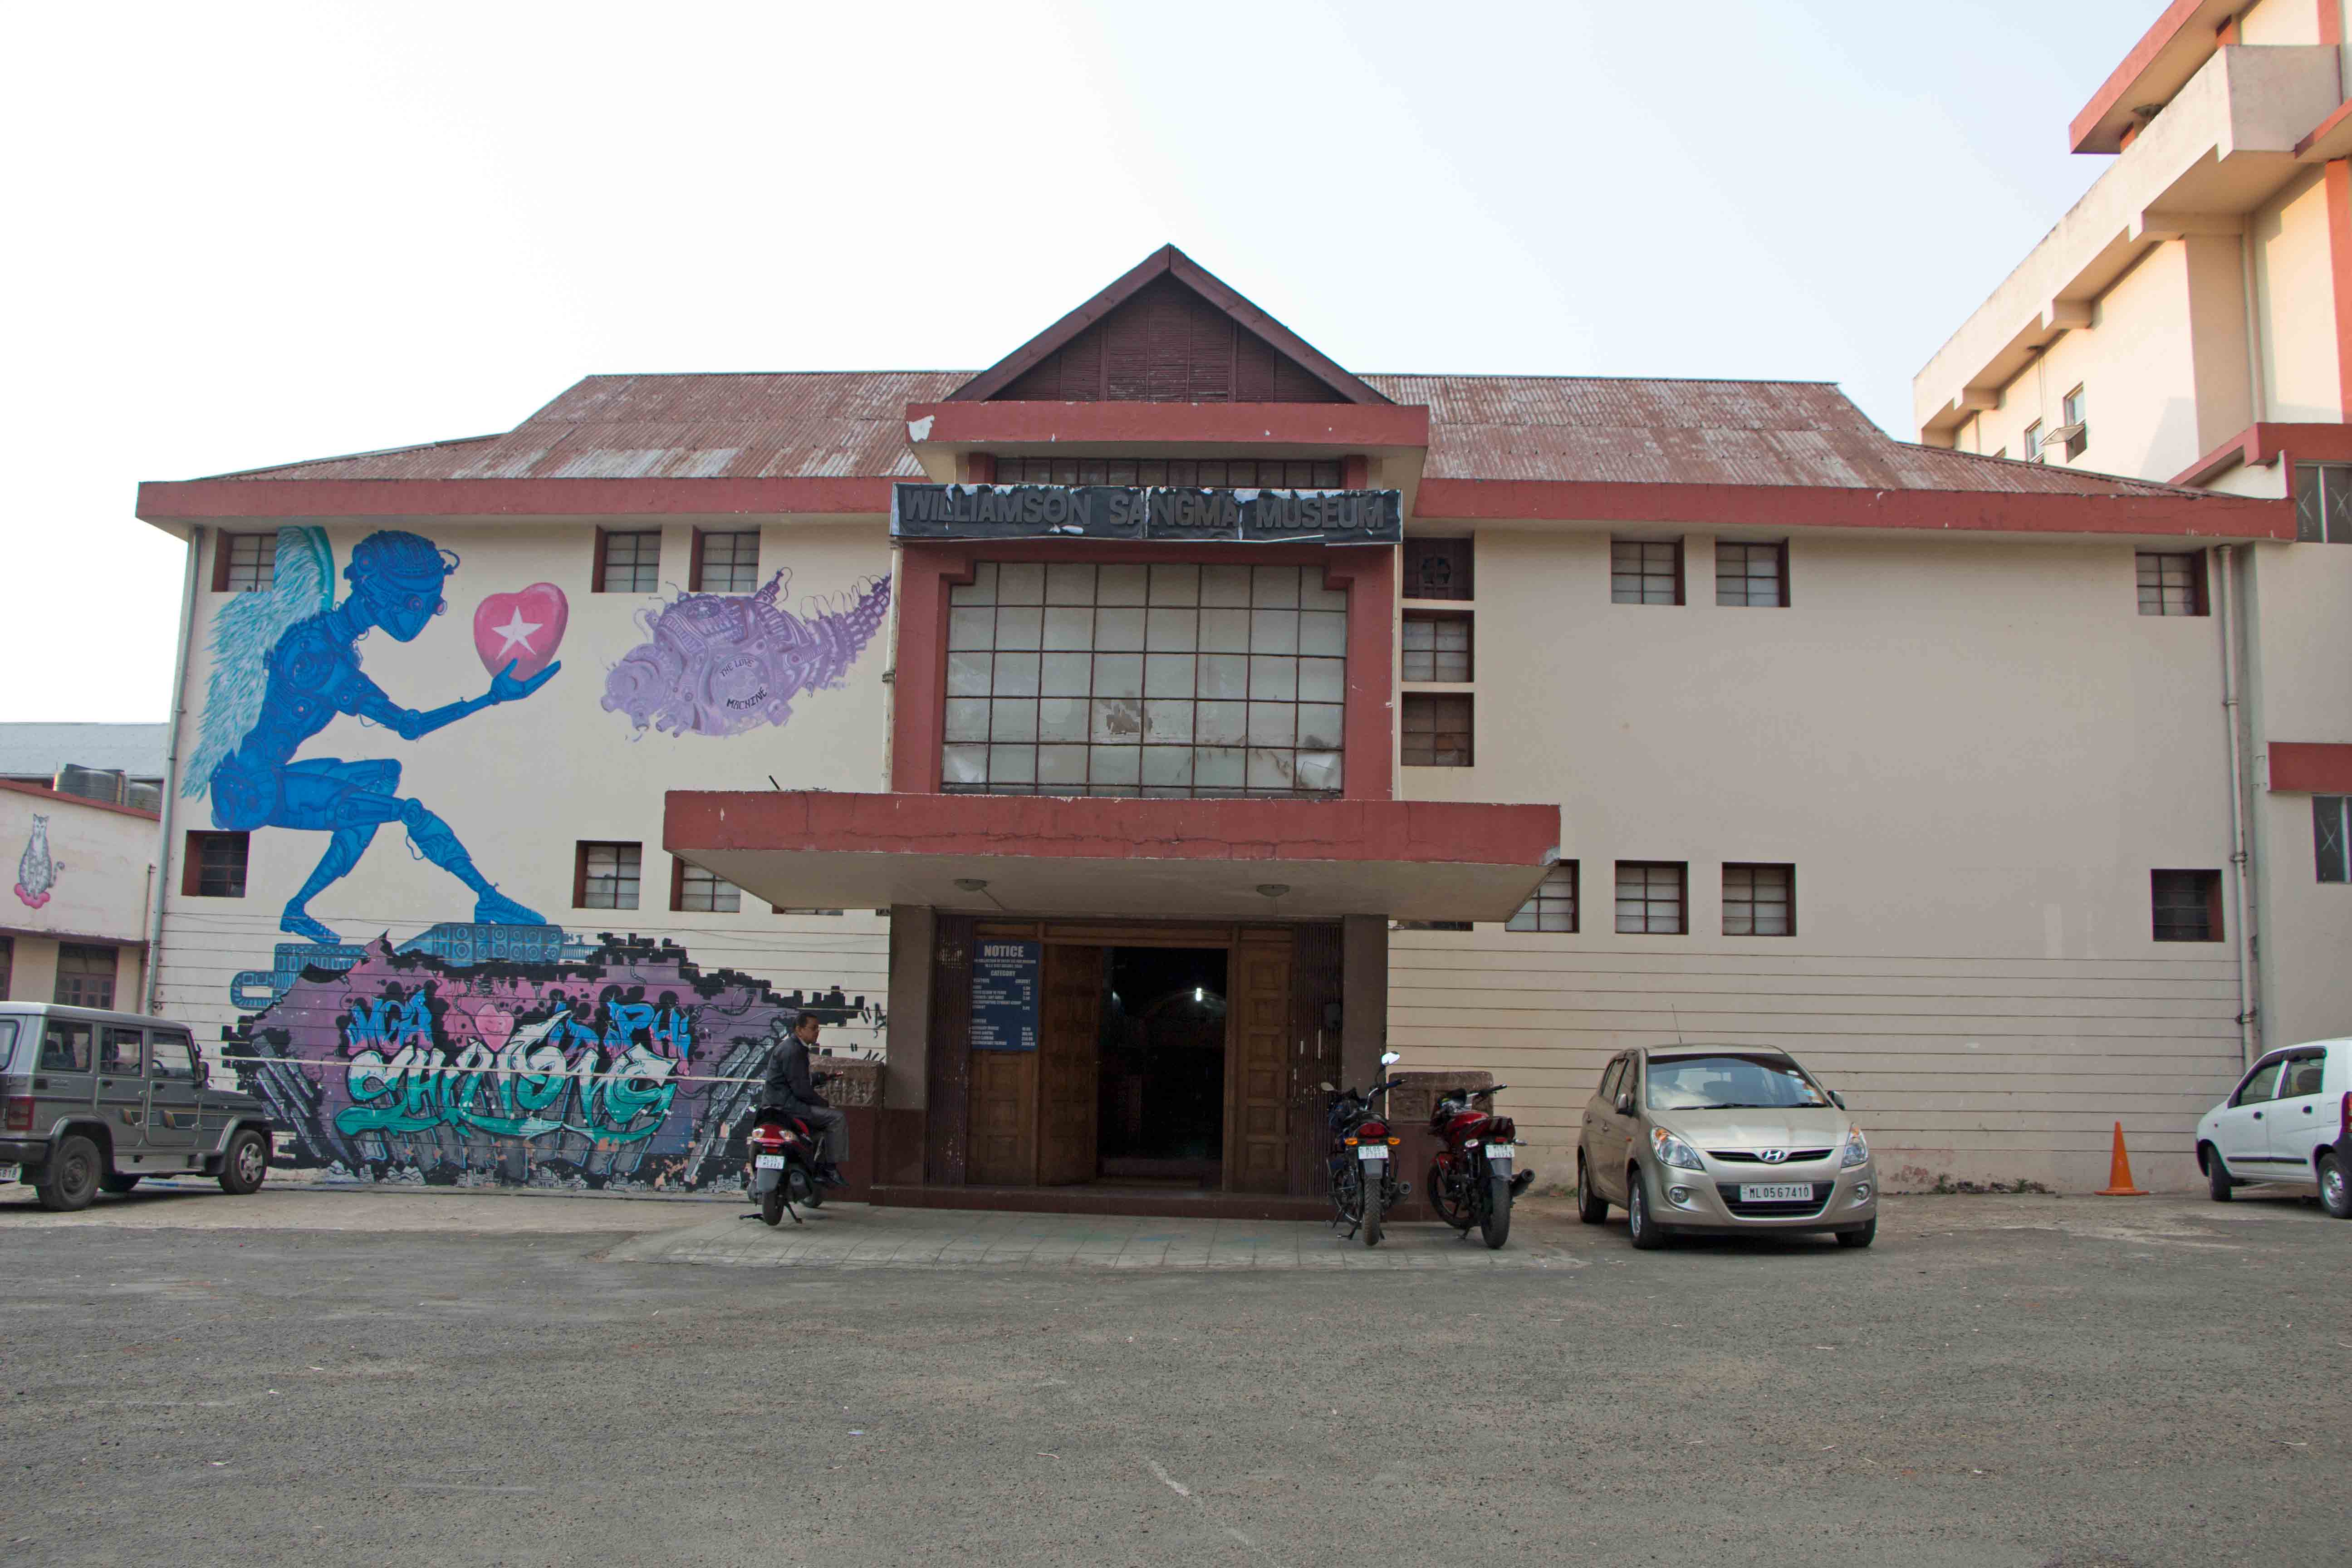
[1405,539,1473,602]
[54,944,117,1009]
[149,1032,197,1083]
[99,1026,143,1076]
[1401,613,1471,681]
[40,1019,92,1072]
[595,530,662,593]
[2315,796,2349,882]
[943,561,1346,797]
[1393,921,1471,931]
[672,861,741,913]
[2151,869,2221,942]
[2136,552,2206,617]
[1401,693,1472,767]
[575,842,642,909]
[1598,1056,1626,1105]
[2023,421,2043,462]
[215,532,275,593]
[2279,1052,2326,1099]
[2296,463,2352,544]
[183,831,250,898]
[1715,542,1788,608]
[1615,862,1687,935]
[2061,386,2088,458]
[988,456,1344,489]
[1611,539,1682,605]
[1507,863,1579,932]
[2230,1059,2282,1107]
[692,530,760,593]
[1723,863,1794,936]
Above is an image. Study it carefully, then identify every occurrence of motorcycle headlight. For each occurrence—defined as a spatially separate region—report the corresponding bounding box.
[1650,1127,1705,1170]
[1840,1125,1871,1168]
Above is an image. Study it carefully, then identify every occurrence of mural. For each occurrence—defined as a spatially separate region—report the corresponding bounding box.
[602,568,891,738]
[225,924,882,1191]
[183,528,565,946]
[14,813,55,909]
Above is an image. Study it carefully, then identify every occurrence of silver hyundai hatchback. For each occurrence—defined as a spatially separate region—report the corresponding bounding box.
[1576,1045,1878,1250]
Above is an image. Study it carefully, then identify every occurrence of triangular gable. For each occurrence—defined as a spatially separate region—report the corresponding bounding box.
[947,245,1390,405]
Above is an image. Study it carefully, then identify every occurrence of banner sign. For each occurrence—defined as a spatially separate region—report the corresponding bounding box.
[892,484,1402,546]
[970,938,1042,1052]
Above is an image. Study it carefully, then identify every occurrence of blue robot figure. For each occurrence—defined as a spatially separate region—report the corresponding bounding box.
[184,528,560,944]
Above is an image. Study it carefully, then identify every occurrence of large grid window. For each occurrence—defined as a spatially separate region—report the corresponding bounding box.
[1611,540,1682,605]
[673,861,742,913]
[54,944,117,1009]
[183,831,249,898]
[1715,542,1787,608]
[944,562,1346,797]
[1401,614,1471,681]
[2316,796,2350,882]
[1723,863,1794,936]
[2136,551,2206,617]
[576,842,642,909]
[693,530,760,593]
[1405,539,1473,602]
[2296,463,2352,544]
[216,533,275,593]
[988,456,1343,488]
[1615,862,1686,935]
[2151,869,2221,942]
[1401,693,1472,767]
[597,531,662,593]
[1507,863,1579,932]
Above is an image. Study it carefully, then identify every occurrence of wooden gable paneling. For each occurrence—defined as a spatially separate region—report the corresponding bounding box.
[998,275,1345,404]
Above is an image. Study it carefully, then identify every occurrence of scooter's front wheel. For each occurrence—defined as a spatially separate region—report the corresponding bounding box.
[1480,1172,1513,1250]
[1361,1160,1385,1247]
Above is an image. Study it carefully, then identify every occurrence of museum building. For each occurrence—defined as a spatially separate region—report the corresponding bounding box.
[136,247,2290,1204]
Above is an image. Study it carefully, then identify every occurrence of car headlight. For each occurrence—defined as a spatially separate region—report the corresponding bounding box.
[1650,1127,1705,1170]
[1840,1125,1870,1168]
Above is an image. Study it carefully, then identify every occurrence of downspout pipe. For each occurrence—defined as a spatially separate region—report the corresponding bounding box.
[147,525,202,1016]
[2216,544,2258,1069]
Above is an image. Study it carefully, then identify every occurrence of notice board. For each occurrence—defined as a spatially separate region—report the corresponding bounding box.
[970,939,1041,1052]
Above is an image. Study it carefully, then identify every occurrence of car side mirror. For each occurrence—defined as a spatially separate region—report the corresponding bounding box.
[1830,1091,1845,1110]
[1614,1093,1634,1116]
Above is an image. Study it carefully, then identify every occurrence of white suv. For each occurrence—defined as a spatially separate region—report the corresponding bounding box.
[2195,1039,2350,1218]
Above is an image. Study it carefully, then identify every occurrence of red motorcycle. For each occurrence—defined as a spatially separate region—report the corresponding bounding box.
[746,1073,835,1227]
[1426,1084,1534,1249]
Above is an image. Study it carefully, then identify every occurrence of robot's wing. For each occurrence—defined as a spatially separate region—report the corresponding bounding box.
[181,527,335,799]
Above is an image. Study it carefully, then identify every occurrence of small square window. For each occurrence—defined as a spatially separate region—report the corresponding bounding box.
[183,831,249,899]
[576,842,642,909]
[54,944,117,1009]
[2296,463,2352,544]
[596,530,662,593]
[1615,862,1686,935]
[1611,540,1682,605]
[672,861,741,913]
[2151,869,2221,942]
[1406,539,1473,601]
[2136,551,2206,616]
[1401,613,1472,681]
[1401,693,1472,767]
[1715,542,1787,608]
[216,532,276,593]
[1507,863,1579,932]
[1723,863,1794,936]
[2315,797,2349,883]
[692,530,760,593]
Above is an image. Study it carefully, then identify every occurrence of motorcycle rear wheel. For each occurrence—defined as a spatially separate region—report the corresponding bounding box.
[1480,1173,1513,1250]
[1428,1163,1473,1230]
[759,1188,785,1227]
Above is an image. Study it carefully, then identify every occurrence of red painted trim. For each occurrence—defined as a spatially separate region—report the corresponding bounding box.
[136,475,902,522]
[666,791,1558,868]
[2172,421,2352,486]
[905,402,1429,451]
[2328,161,2352,421]
[2069,0,2232,154]
[1341,454,1369,490]
[2269,741,2352,792]
[887,542,1396,801]
[2322,0,2343,48]
[1412,477,2292,538]
[0,779,159,821]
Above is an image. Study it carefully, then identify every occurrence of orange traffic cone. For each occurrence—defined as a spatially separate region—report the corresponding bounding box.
[2096,1121,2148,1196]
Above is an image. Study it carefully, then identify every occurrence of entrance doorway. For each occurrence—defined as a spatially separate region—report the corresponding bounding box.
[1098,946,1227,1187]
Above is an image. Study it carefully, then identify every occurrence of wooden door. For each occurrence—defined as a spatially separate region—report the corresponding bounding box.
[1288,921,1346,1197]
[968,1051,1036,1186]
[1227,929,1294,1193]
[1037,944,1104,1186]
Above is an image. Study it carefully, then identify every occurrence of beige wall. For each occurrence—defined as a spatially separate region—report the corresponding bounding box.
[2252,167,2343,424]
[1389,524,2246,1192]
[2237,0,2323,46]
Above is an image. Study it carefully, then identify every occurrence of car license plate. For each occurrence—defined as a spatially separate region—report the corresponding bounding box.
[1740,1183,1812,1203]
[0,1163,17,1182]
[1357,1145,1388,1161]
[754,1154,786,1170]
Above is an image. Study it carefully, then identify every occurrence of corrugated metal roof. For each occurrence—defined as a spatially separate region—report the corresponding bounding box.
[202,370,2209,500]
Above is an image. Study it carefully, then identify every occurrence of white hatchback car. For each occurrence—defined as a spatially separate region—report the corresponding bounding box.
[2195,1039,2350,1217]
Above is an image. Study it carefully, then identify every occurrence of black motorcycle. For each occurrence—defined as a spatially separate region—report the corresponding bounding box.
[1323,1050,1406,1246]
[747,1073,834,1226]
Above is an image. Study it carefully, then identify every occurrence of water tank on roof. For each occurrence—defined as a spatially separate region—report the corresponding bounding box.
[53,765,129,805]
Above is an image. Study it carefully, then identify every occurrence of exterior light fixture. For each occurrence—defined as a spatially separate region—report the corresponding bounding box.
[1256,883,1290,898]
[1194,986,1204,1003]
[953,877,988,892]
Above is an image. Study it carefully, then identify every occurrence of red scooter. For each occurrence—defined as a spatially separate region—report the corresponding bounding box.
[747,1073,835,1226]
[1426,1084,1535,1249]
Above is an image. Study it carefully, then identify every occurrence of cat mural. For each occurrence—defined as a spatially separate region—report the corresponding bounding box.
[13,814,55,909]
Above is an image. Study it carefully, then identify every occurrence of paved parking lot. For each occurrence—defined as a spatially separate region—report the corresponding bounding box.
[2,1184,2344,1566]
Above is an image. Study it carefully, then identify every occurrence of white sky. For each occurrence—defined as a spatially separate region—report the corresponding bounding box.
[3,0,2168,723]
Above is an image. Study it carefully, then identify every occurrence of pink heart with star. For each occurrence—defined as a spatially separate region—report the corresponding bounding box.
[472,583,568,679]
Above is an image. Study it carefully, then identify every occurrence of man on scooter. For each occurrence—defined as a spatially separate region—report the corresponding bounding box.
[761,1010,848,1189]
